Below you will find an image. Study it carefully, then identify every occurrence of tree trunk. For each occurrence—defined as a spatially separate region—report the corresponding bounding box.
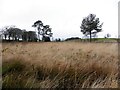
[90,31,92,42]
[9,35,10,41]
[15,36,17,41]
[4,34,7,41]
[42,35,45,41]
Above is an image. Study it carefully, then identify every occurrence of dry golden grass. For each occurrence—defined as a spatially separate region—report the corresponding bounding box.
[2,42,118,88]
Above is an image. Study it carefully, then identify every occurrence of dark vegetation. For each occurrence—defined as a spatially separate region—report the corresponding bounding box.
[65,37,118,43]
[0,14,119,43]
[80,14,103,42]
[1,20,53,42]
[65,37,80,41]
[3,56,115,88]
[1,26,38,42]
[32,20,53,42]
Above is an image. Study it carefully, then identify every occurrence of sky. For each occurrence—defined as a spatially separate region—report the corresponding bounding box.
[0,0,119,39]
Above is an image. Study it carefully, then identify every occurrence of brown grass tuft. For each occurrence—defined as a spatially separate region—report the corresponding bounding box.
[2,42,118,88]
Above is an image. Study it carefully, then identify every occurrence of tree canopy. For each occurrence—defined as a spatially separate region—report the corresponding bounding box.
[32,20,53,42]
[80,14,103,42]
[0,26,37,42]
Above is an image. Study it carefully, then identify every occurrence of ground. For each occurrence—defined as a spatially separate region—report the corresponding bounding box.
[2,42,118,88]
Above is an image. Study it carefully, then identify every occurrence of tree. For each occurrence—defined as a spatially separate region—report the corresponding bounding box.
[32,20,43,41]
[80,14,103,42]
[1,26,9,40]
[104,33,111,38]
[42,25,52,41]
[7,27,22,41]
[28,31,37,42]
[15,28,23,41]
[0,25,20,41]
[32,20,53,42]
[22,30,28,41]
[0,25,38,42]
[0,26,13,40]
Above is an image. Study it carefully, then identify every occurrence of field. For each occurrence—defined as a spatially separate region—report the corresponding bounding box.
[2,42,118,88]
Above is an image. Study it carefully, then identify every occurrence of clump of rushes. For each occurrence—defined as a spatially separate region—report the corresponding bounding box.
[2,58,117,88]
[2,57,27,88]
[2,58,26,75]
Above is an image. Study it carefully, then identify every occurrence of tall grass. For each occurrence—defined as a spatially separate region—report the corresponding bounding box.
[2,42,118,88]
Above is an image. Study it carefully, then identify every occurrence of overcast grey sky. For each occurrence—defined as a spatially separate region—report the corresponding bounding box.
[0,0,119,39]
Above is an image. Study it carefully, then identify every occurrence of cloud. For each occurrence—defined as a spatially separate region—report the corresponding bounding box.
[0,0,119,38]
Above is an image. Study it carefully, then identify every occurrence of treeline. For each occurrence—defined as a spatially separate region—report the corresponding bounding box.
[1,25,52,42]
[1,26,37,42]
[65,37,80,41]
[2,14,117,43]
[1,20,53,42]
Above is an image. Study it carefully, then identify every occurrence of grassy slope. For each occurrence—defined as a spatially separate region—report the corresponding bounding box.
[2,42,118,88]
[65,38,118,42]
